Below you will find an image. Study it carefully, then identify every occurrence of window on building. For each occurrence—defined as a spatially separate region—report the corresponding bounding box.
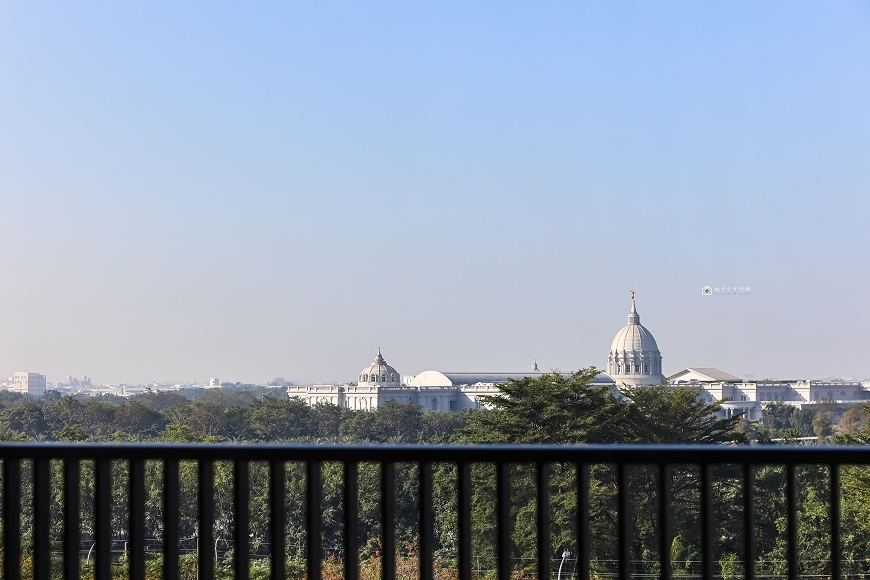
[644,364,649,374]
[842,391,846,398]
[828,391,833,399]
[362,374,367,382]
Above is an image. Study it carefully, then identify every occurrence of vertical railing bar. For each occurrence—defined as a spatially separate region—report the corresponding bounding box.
[344,461,359,580]
[420,461,434,580]
[787,464,798,580]
[270,460,286,580]
[64,458,81,580]
[381,462,396,580]
[33,459,50,580]
[130,459,146,580]
[458,462,472,580]
[743,464,755,580]
[198,460,215,580]
[497,462,511,580]
[307,460,322,580]
[831,463,841,580]
[95,458,112,580]
[701,463,713,580]
[235,460,250,580]
[4,458,21,580]
[164,459,180,580]
[578,463,590,580]
[537,462,551,580]
[618,463,630,580]
[658,463,672,580]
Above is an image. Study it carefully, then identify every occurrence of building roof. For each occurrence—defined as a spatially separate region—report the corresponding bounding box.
[666,368,741,383]
[407,370,615,387]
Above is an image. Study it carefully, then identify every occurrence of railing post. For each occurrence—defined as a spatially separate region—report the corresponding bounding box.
[658,464,672,580]
[164,459,180,580]
[458,462,472,580]
[786,464,798,580]
[308,460,322,580]
[420,462,434,580]
[64,458,81,580]
[497,462,511,580]
[381,462,395,580]
[344,461,359,580]
[271,460,286,580]
[33,458,50,580]
[235,460,250,580]
[95,458,112,580]
[701,464,713,580]
[743,464,755,580]
[130,459,146,580]
[4,458,21,580]
[831,464,841,580]
[578,463,590,580]
[198,460,215,580]
[537,462,550,580]
[618,463,630,580]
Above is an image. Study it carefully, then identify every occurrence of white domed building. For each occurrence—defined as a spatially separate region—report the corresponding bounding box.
[607,294,665,386]
[358,348,401,385]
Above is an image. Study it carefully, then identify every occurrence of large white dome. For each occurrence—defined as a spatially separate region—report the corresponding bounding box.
[607,297,665,386]
[358,348,401,385]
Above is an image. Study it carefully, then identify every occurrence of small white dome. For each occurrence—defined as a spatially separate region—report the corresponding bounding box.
[358,348,401,384]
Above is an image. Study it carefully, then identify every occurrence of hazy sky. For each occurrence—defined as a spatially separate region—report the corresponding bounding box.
[1,1,868,385]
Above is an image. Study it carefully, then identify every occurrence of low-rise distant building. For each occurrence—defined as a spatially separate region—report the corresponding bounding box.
[666,368,870,420]
[11,372,47,396]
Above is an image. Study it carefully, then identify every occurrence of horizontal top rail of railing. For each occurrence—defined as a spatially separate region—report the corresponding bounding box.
[3,442,870,461]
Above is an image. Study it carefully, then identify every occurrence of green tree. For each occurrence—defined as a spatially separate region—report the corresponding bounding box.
[133,389,189,411]
[460,368,627,444]
[6,403,48,438]
[113,401,166,437]
[622,383,745,444]
[246,397,310,441]
[52,423,88,441]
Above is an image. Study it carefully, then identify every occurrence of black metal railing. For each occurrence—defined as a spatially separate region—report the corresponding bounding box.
[1,443,868,580]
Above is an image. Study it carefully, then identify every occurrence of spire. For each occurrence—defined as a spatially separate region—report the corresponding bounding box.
[373,347,385,364]
[531,359,539,372]
[628,291,640,324]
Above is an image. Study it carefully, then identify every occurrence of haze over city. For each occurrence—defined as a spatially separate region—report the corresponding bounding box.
[1,1,868,386]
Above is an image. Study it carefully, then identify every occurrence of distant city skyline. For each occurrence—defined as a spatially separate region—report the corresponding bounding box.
[1,2,868,384]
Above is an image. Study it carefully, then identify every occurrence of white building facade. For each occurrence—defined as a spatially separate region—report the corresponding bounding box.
[287,349,615,412]
[666,367,870,420]
[11,372,47,396]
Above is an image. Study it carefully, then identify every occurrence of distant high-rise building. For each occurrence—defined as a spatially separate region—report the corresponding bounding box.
[12,372,46,396]
[208,378,221,388]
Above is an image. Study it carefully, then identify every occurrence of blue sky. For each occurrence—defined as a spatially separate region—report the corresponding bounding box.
[1,1,868,384]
